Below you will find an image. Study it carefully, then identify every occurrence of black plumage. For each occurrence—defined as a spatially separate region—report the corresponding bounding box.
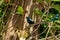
[26,17,34,24]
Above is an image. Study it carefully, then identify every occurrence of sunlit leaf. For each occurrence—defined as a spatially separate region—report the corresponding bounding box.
[16,12,23,15]
[0,9,3,17]
[35,8,43,15]
[44,18,51,21]
[46,0,51,3]
[17,6,24,15]
[55,20,60,23]
[24,31,28,38]
[0,0,3,5]
[52,0,60,2]
[16,30,21,38]
[52,26,60,30]
[55,26,60,30]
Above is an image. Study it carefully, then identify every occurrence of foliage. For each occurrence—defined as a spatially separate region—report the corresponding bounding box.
[16,6,24,15]
[35,8,43,15]
[0,0,60,40]
[33,0,60,39]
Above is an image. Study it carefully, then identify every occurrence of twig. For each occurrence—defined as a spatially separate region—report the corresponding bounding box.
[32,6,50,34]
[37,27,48,36]
[39,34,60,40]
[2,4,18,33]
[45,22,53,40]
[0,5,8,20]
[32,27,48,38]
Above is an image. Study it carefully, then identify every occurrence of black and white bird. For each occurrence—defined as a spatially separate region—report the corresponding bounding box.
[26,17,34,24]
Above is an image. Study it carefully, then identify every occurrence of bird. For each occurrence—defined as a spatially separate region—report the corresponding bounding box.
[26,17,34,24]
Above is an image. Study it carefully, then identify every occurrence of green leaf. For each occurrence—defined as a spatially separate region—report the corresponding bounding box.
[43,13,46,16]
[0,0,3,5]
[55,26,60,30]
[51,5,60,13]
[44,18,51,21]
[0,9,2,13]
[55,20,60,23]
[0,9,3,16]
[52,0,60,2]
[17,6,24,15]
[46,0,51,3]
[52,26,60,30]
[35,8,43,15]
[16,12,23,15]
[37,0,42,3]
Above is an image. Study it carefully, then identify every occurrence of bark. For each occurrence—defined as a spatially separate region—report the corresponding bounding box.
[3,0,43,40]
[4,0,34,40]
[4,0,20,40]
[4,4,18,40]
[23,0,33,30]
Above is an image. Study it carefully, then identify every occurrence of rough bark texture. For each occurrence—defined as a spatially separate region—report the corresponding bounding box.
[4,0,34,40]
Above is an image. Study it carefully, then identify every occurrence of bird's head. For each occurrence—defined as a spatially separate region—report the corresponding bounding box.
[26,17,30,19]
